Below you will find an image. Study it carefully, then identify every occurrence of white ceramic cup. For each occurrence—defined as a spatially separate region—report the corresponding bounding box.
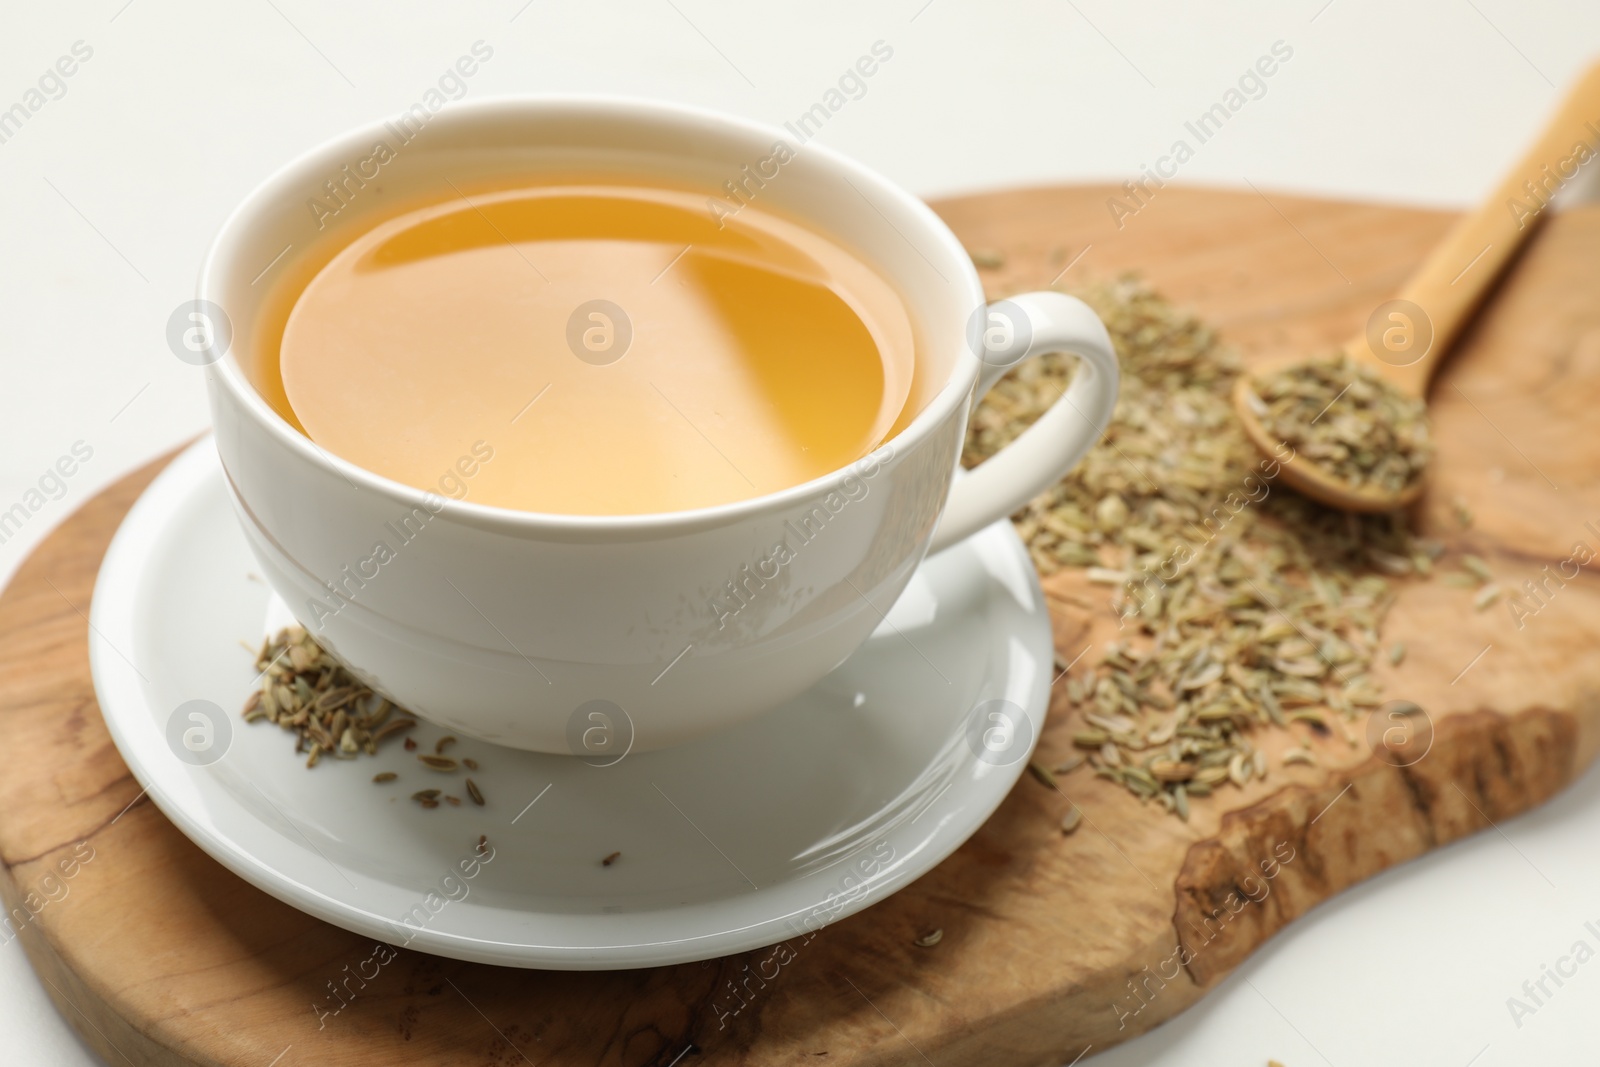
[201,97,1118,754]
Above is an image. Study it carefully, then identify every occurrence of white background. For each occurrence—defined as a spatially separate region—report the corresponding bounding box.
[2,2,1599,1064]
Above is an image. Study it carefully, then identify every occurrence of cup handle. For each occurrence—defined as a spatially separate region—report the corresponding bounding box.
[927,291,1120,555]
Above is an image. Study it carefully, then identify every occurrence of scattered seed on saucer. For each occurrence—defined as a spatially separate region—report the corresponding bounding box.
[239,627,505,819]
[602,851,621,867]
[463,758,479,771]
[476,834,489,855]
[240,626,415,763]
[913,928,943,948]
[371,719,416,746]
[241,691,266,723]
[1060,806,1083,835]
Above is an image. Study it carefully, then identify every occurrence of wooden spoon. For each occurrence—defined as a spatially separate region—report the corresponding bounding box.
[1235,60,1600,512]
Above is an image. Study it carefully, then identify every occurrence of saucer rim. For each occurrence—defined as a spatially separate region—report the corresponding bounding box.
[88,438,1052,969]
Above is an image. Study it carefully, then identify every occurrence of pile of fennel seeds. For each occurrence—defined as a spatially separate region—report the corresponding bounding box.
[962,276,1442,819]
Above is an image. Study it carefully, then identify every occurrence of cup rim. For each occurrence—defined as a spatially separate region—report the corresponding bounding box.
[202,94,984,535]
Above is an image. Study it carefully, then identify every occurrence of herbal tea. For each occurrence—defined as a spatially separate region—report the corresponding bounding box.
[266,183,916,515]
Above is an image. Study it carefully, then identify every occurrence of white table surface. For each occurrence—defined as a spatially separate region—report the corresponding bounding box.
[2,2,1598,1064]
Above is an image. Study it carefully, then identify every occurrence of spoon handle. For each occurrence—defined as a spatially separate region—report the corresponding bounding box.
[1350,60,1600,394]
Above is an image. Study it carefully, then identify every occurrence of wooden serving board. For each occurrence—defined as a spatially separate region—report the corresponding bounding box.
[4,185,1599,1067]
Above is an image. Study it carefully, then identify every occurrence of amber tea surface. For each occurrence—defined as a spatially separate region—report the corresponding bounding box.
[267,182,916,515]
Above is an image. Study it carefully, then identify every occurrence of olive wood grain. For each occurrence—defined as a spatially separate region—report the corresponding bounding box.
[2,184,1597,1066]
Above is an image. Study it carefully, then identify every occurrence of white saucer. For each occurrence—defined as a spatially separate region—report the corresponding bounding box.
[89,440,1052,969]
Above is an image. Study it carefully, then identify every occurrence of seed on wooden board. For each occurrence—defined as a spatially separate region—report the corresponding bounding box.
[1085,712,1136,734]
[1461,554,1494,583]
[1227,752,1249,787]
[960,280,1441,822]
[913,928,944,947]
[1366,548,1413,577]
[1151,759,1194,783]
[1060,806,1083,835]
[1288,711,1329,734]
[1086,567,1129,585]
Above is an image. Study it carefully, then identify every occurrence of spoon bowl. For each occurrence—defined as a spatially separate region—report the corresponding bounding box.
[1233,60,1600,512]
[1232,370,1425,514]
